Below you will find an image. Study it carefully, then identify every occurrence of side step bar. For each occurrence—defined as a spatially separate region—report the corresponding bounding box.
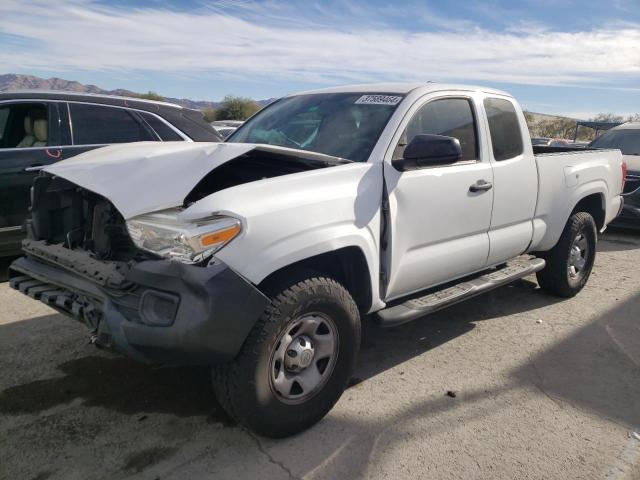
[376,257,546,327]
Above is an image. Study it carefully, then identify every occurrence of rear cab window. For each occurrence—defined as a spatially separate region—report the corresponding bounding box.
[484,98,524,161]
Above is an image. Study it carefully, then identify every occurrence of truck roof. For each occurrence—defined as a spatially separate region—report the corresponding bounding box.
[293,82,511,97]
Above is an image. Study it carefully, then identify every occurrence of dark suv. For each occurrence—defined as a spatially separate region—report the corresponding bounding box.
[590,122,640,229]
[0,91,221,255]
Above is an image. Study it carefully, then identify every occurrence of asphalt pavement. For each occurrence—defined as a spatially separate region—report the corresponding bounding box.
[1,230,639,480]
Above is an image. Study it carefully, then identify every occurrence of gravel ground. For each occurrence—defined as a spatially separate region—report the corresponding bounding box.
[1,230,639,480]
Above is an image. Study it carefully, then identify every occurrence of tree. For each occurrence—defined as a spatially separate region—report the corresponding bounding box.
[132,91,165,101]
[590,113,623,123]
[523,111,536,132]
[215,95,260,121]
[202,108,217,123]
[535,117,578,139]
[626,113,640,122]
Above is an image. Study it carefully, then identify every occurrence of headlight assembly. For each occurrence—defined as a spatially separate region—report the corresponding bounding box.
[126,209,241,264]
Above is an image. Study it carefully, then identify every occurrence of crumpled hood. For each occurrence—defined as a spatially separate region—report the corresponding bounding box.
[44,141,336,219]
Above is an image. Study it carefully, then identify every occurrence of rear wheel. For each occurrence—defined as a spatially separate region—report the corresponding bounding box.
[212,276,360,438]
[536,211,597,297]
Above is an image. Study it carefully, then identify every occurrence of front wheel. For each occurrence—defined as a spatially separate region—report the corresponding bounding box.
[536,211,597,297]
[212,276,360,438]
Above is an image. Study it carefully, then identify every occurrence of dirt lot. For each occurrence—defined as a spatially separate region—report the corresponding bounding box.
[1,230,639,480]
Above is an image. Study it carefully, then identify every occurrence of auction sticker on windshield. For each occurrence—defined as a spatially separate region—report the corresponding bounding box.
[355,95,403,106]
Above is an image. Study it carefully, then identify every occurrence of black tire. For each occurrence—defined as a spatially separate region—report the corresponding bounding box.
[212,276,360,438]
[536,211,597,297]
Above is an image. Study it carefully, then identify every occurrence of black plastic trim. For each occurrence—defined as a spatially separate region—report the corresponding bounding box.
[9,255,270,365]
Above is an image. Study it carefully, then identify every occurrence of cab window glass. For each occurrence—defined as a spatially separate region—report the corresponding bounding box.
[70,104,154,145]
[394,98,478,161]
[230,93,403,162]
[0,103,49,148]
[484,98,524,161]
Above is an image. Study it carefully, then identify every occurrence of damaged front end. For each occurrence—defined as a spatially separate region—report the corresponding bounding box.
[9,174,269,365]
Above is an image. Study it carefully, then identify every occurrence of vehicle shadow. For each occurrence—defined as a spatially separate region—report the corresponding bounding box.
[261,292,640,480]
[0,277,555,424]
[0,314,232,425]
[510,291,640,429]
[0,354,231,423]
[3,282,637,479]
[356,278,560,383]
[599,229,640,252]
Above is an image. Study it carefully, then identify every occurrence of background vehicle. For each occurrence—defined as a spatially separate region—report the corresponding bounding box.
[210,120,243,139]
[572,119,623,143]
[549,138,571,147]
[0,91,221,256]
[590,122,640,227]
[532,137,585,149]
[10,83,624,438]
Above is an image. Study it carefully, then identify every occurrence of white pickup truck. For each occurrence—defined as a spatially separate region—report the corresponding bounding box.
[10,83,625,437]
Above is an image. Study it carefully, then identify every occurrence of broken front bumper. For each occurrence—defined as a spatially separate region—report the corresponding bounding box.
[9,242,269,365]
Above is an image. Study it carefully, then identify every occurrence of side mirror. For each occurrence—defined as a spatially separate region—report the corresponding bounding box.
[392,134,462,171]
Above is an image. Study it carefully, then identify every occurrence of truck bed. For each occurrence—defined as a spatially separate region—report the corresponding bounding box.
[531,147,624,251]
[533,145,594,154]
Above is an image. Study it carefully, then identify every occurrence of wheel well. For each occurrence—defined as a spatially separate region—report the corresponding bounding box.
[572,193,605,230]
[258,247,373,313]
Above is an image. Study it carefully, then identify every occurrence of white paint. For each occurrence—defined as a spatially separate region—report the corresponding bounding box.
[43,84,624,312]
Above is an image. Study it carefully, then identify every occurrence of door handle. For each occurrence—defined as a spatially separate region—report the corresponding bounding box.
[469,180,493,192]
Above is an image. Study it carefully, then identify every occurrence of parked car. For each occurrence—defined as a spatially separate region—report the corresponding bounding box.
[570,140,590,148]
[210,120,243,139]
[549,138,571,147]
[0,91,222,256]
[10,83,624,437]
[590,122,640,227]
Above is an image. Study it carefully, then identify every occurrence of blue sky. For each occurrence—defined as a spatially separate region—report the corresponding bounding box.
[1,0,639,118]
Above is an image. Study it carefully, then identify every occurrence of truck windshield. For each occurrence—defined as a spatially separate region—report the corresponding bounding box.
[590,129,640,155]
[228,93,404,162]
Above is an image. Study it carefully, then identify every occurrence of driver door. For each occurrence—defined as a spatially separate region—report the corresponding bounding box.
[382,93,494,300]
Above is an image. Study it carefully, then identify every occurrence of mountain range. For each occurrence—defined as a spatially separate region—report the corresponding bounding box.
[0,73,275,110]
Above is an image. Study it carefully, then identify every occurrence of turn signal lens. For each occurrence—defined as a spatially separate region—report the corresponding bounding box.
[199,224,241,248]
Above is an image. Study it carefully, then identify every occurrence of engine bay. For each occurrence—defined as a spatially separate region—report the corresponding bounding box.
[28,174,147,262]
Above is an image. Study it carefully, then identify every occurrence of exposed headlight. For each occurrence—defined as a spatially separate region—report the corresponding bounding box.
[126,209,241,264]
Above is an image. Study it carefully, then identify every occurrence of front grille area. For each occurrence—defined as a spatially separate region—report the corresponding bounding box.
[10,173,158,329]
[21,239,131,289]
[28,173,144,262]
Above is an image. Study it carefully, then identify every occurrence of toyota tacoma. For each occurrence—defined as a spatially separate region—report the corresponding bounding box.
[10,83,625,437]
